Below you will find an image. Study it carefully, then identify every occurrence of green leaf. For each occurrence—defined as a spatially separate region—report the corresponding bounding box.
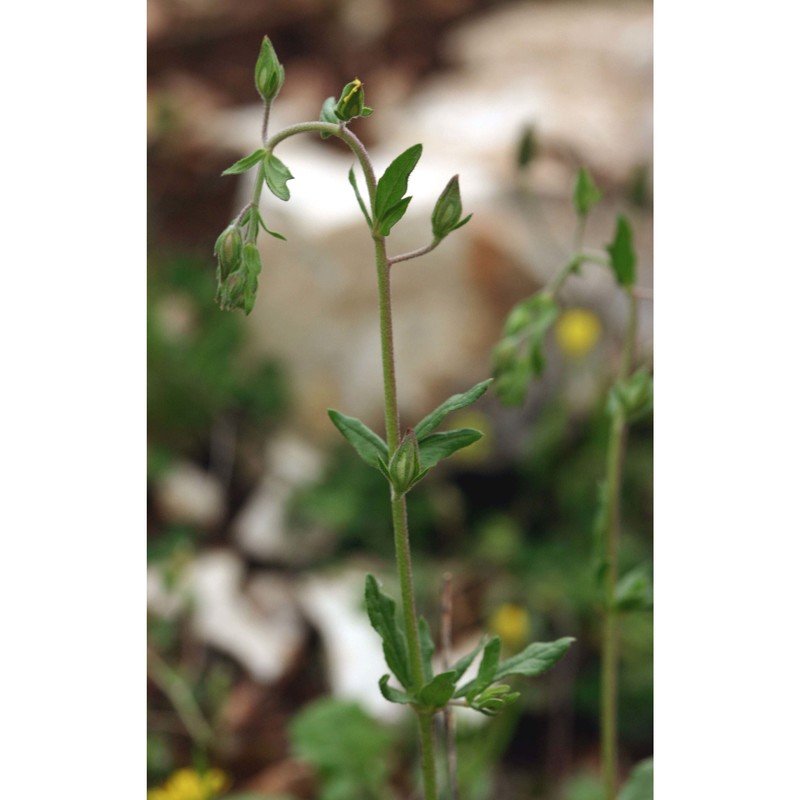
[374,144,423,223]
[364,575,413,689]
[493,637,575,680]
[451,637,487,682]
[221,148,266,176]
[418,617,435,683]
[618,758,653,800]
[263,153,294,201]
[607,368,653,422]
[319,96,338,139]
[378,674,414,705]
[254,210,287,241]
[414,379,493,439]
[516,124,537,171]
[417,428,483,470]
[456,636,500,698]
[573,167,602,216]
[327,410,388,472]
[348,166,372,227]
[606,214,636,286]
[614,564,653,612]
[377,196,412,236]
[417,670,457,710]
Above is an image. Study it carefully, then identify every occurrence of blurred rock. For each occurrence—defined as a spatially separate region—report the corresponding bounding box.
[154,459,226,528]
[233,431,330,562]
[189,550,305,682]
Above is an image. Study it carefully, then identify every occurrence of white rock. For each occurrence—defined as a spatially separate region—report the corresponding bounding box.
[155,460,225,528]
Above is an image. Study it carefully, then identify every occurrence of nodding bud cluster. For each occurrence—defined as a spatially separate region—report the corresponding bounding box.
[215,228,262,315]
[334,78,374,122]
[388,429,423,496]
[255,36,285,103]
[431,175,472,241]
[468,684,521,716]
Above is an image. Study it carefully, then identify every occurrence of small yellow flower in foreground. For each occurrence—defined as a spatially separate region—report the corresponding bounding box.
[555,308,602,358]
[490,603,531,652]
[147,768,227,800]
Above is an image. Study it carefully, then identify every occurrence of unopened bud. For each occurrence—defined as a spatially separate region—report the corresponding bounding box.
[214,225,243,282]
[431,175,472,241]
[255,36,285,103]
[388,429,422,496]
[334,78,373,122]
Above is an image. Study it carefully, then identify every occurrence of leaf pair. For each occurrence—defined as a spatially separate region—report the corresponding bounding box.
[328,379,492,496]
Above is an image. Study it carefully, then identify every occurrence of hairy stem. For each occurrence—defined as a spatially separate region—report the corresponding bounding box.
[601,286,637,800]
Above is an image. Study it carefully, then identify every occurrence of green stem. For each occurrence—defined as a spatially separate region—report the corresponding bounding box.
[600,286,637,800]
[261,117,437,799]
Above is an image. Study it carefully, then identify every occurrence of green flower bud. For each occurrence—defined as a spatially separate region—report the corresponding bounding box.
[334,78,374,122]
[491,338,518,373]
[214,225,243,282]
[255,36,285,103]
[431,175,472,241]
[217,242,262,315]
[388,429,422,496]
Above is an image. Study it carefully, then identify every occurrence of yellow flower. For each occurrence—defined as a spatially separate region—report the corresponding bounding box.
[555,308,602,358]
[490,603,531,652]
[147,768,227,800]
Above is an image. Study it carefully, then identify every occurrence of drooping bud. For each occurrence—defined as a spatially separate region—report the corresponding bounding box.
[214,225,243,283]
[334,78,374,122]
[255,36,285,103]
[388,429,422,496]
[431,175,472,241]
[217,242,262,315]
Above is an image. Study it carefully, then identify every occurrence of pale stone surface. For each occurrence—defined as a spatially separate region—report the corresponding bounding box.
[154,460,226,528]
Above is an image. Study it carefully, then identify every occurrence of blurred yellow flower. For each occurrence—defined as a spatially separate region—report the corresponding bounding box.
[147,768,227,800]
[490,603,531,652]
[555,308,602,358]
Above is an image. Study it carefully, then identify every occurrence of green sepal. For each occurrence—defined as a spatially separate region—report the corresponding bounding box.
[378,674,414,705]
[263,153,294,201]
[573,167,602,217]
[418,617,435,683]
[348,166,372,227]
[414,379,492,439]
[364,575,413,690]
[468,684,521,717]
[619,758,654,800]
[333,79,372,122]
[254,35,285,103]
[374,144,423,228]
[431,175,472,241]
[493,637,574,680]
[221,148,266,176]
[417,671,458,710]
[387,428,423,495]
[606,214,636,286]
[327,410,389,472]
[377,196,412,237]
[417,428,482,470]
[319,96,338,138]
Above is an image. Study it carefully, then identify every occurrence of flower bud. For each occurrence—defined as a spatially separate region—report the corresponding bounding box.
[214,225,243,282]
[431,175,472,241]
[255,36,285,103]
[334,78,373,122]
[388,429,422,496]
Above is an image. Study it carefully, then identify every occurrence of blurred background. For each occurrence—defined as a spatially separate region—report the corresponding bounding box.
[147,0,652,798]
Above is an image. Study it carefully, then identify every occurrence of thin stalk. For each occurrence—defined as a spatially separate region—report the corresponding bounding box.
[600,286,637,800]
[389,239,440,267]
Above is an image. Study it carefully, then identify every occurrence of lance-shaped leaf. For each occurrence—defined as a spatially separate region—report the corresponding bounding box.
[222,148,266,176]
[374,144,422,228]
[418,428,483,471]
[573,167,602,217]
[418,617,435,683]
[327,410,388,472]
[377,196,412,236]
[456,636,501,698]
[263,153,294,201]
[493,637,575,681]
[417,671,458,710]
[378,675,414,705]
[614,564,653,612]
[348,166,372,227]
[451,636,487,683]
[414,379,492,439]
[364,575,413,690]
[606,214,636,287]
